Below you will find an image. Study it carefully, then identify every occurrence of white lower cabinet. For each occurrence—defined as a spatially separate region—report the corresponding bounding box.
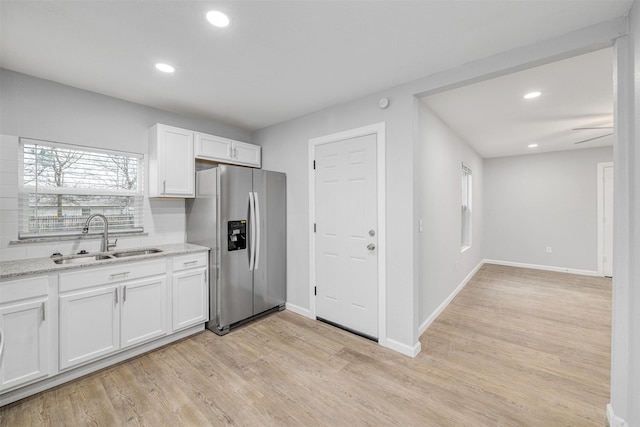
[1,250,209,405]
[172,268,207,331]
[121,276,167,348]
[172,253,208,331]
[59,285,120,370]
[0,276,50,392]
[58,259,168,370]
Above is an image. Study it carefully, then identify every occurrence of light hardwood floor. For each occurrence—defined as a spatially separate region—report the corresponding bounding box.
[0,264,611,426]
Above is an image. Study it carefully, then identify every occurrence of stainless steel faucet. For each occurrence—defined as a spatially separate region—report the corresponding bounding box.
[82,214,117,252]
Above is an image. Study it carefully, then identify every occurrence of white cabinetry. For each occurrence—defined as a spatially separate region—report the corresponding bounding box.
[194,133,261,168]
[172,253,208,331]
[59,285,119,369]
[233,140,262,167]
[0,276,50,392]
[121,276,166,348]
[58,259,167,370]
[149,124,195,197]
[0,249,210,406]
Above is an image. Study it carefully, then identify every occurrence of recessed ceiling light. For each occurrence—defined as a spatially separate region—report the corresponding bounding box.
[206,10,230,28]
[155,63,175,73]
[523,91,542,99]
[528,143,539,148]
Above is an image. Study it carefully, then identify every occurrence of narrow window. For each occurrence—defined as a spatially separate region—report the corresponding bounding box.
[461,163,472,251]
[19,138,144,238]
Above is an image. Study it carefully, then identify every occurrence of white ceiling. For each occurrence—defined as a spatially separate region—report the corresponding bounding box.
[422,47,614,158]
[0,1,633,134]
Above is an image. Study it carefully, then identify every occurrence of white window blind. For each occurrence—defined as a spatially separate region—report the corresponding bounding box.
[19,138,144,238]
[461,163,472,250]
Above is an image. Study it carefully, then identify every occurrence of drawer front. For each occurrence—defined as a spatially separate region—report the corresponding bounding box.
[172,252,208,272]
[0,276,49,303]
[59,259,167,293]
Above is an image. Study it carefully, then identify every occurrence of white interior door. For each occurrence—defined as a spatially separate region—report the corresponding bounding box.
[314,133,378,339]
[603,165,614,277]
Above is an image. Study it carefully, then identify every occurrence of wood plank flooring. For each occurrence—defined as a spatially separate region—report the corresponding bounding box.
[0,264,611,426]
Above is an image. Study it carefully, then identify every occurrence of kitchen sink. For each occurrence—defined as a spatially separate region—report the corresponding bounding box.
[51,248,163,264]
[52,253,114,264]
[111,248,163,258]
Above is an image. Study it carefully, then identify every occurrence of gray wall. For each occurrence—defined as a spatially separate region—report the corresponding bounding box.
[416,101,484,325]
[0,69,250,260]
[484,147,612,272]
[0,69,249,153]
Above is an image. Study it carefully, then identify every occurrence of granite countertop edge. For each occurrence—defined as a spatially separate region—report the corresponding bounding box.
[0,243,210,279]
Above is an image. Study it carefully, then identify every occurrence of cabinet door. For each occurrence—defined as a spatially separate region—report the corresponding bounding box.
[59,286,119,370]
[232,141,261,167]
[153,124,195,197]
[0,299,49,391]
[121,276,167,348]
[194,133,233,162]
[172,268,208,331]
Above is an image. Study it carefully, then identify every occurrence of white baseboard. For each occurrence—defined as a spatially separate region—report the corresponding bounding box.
[285,302,314,319]
[419,259,485,336]
[286,302,421,357]
[606,404,629,427]
[384,337,421,358]
[484,259,599,277]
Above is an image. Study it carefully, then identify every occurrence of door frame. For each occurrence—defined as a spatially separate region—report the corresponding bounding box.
[308,122,386,346]
[597,161,614,277]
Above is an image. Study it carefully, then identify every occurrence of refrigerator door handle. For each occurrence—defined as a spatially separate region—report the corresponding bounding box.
[254,191,261,270]
[248,191,256,271]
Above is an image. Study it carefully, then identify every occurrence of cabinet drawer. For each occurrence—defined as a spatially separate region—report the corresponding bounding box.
[1,276,48,304]
[59,259,167,293]
[172,252,208,272]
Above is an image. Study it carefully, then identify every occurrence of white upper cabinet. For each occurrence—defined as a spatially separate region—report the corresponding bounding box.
[149,124,195,198]
[194,133,232,161]
[232,140,261,167]
[194,133,261,168]
[149,124,261,199]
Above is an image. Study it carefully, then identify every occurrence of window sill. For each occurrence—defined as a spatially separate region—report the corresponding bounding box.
[10,231,147,245]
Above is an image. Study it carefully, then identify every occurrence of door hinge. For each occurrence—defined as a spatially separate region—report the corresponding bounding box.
[314,286,317,296]
[313,160,316,170]
[314,223,317,233]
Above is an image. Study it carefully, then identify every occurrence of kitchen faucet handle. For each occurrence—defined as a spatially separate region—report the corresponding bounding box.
[107,239,118,251]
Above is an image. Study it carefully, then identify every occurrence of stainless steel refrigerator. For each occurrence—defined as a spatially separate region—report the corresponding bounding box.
[186,165,286,335]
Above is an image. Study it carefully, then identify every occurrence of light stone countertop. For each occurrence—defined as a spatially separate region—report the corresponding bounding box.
[0,243,210,279]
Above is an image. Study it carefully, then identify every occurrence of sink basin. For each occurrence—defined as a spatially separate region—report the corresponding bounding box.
[51,248,163,264]
[52,254,114,264]
[111,249,163,258]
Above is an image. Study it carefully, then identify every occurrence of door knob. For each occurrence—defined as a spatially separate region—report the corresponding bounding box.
[367,243,376,250]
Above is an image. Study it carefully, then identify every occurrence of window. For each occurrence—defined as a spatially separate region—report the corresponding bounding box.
[461,163,472,251]
[19,138,144,238]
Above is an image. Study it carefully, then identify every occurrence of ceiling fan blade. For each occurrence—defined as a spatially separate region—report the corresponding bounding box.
[574,133,614,144]
[573,126,614,130]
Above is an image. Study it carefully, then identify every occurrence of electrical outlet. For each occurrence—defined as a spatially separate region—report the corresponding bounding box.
[546,246,552,254]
